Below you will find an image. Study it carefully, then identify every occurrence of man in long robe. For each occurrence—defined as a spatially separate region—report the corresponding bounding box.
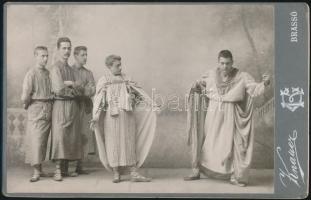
[90,55,157,183]
[21,46,53,182]
[50,37,83,181]
[184,50,270,186]
[71,46,96,176]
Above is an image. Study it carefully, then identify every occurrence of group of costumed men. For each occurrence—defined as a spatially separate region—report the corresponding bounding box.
[21,36,270,186]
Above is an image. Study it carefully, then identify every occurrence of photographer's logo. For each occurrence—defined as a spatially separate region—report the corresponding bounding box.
[280,87,304,112]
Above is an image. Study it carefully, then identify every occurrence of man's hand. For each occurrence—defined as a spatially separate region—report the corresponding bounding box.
[22,99,31,110]
[23,103,29,110]
[191,80,206,93]
[197,79,206,87]
[74,80,83,86]
[89,119,98,131]
[262,74,270,87]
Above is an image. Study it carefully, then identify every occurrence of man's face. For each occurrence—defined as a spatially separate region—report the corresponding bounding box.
[109,60,122,75]
[75,50,87,66]
[218,57,233,74]
[35,50,48,68]
[58,42,71,60]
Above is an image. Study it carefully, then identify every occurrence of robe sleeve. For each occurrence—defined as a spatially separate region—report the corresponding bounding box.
[92,77,107,120]
[129,83,155,108]
[84,71,96,97]
[243,72,265,98]
[50,66,75,98]
[124,75,154,107]
[21,70,34,105]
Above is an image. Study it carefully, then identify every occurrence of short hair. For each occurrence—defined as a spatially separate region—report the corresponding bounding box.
[34,46,48,55]
[105,55,121,67]
[74,46,87,55]
[218,50,233,61]
[57,37,71,49]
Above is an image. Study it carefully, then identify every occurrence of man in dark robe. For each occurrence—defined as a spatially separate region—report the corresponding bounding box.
[50,37,83,181]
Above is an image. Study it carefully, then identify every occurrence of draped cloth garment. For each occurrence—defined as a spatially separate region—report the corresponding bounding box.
[187,68,265,183]
[92,69,157,171]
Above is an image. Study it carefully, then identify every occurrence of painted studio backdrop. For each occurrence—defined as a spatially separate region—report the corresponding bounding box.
[6,4,274,169]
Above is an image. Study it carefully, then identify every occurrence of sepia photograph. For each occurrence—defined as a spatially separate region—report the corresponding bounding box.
[3,3,275,196]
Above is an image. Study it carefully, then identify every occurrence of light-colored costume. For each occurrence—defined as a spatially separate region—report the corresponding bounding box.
[187,67,265,183]
[92,70,157,171]
[22,67,53,166]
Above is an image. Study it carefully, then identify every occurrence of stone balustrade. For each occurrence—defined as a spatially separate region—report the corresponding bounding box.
[6,101,274,168]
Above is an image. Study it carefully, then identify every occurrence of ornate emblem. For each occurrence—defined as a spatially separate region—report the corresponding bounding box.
[280,87,304,112]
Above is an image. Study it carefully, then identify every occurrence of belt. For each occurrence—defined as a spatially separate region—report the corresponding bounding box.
[54,98,76,101]
[32,99,53,102]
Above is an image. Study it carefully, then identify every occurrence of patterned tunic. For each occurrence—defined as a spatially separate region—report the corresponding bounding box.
[21,67,53,166]
[94,73,137,167]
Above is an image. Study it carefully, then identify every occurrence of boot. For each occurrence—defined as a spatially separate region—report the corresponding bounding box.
[112,167,120,183]
[184,168,200,181]
[53,161,63,181]
[74,160,88,175]
[30,165,40,182]
[37,164,48,177]
[61,160,69,177]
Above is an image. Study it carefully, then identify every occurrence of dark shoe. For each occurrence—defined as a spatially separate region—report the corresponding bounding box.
[76,169,89,175]
[30,174,40,182]
[230,178,246,187]
[70,169,89,177]
[184,173,200,181]
[61,161,69,177]
[130,172,152,182]
[69,172,79,177]
[112,173,121,183]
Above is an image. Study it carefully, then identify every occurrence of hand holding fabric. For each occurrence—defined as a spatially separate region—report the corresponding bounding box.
[262,74,270,87]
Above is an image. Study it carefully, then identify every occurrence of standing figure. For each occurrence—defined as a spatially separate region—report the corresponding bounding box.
[71,46,96,176]
[91,55,157,183]
[22,46,53,182]
[184,50,270,186]
[50,37,83,181]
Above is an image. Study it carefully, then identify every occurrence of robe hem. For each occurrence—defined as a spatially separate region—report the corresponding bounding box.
[200,162,234,175]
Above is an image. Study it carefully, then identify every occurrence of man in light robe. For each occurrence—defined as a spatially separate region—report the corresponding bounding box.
[21,46,53,182]
[90,55,157,183]
[70,46,96,176]
[50,37,84,181]
[184,50,270,186]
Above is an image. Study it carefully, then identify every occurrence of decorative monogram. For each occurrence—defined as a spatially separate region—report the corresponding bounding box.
[280,87,304,112]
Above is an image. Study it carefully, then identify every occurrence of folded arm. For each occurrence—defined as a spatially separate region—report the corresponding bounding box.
[51,67,78,98]
[83,72,96,97]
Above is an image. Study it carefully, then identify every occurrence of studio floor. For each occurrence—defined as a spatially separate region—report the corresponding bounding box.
[4,167,274,197]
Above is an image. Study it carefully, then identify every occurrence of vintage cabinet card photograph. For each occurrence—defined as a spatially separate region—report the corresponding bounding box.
[1,2,309,199]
